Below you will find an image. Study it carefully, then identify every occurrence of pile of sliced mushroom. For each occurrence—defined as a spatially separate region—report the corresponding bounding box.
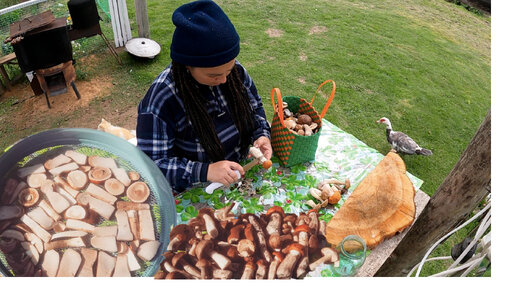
[155,203,338,279]
[0,150,160,277]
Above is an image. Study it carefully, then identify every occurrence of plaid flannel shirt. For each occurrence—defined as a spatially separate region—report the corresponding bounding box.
[137,61,271,193]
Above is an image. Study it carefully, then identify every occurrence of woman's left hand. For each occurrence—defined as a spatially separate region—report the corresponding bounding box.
[253,136,273,160]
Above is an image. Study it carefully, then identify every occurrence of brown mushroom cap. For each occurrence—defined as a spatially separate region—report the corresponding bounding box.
[297,114,313,125]
[266,206,285,218]
[286,243,305,256]
[293,224,310,235]
[171,252,188,267]
[126,181,150,203]
[272,251,285,262]
[169,224,194,241]
[237,239,255,258]
[18,188,39,207]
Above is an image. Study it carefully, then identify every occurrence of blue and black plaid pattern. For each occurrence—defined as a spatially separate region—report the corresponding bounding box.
[136,61,270,193]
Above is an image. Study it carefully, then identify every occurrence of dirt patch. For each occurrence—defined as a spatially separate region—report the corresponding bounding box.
[297,77,306,84]
[266,28,284,38]
[1,73,114,131]
[308,25,328,35]
[299,53,307,61]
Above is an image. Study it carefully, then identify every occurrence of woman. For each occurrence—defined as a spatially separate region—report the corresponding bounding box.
[137,0,272,194]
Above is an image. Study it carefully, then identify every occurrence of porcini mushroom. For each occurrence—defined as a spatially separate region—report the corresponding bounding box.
[265,206,285,236]
[241,261,257,279]
[198,208,219,239]
[267,251,284,279]
[227,224,244,244]
[56,248,82,277]
[27,173,47,188]
[168,224,194,251]
[237,238,255,258]
[276,243,305,279]
[293,224,310,247]
[171,252,201,279]
[309,247,339,271]
[255,259,268,279]
[195,259,210,279]
[195,239,231,270]
[41,250,60,277]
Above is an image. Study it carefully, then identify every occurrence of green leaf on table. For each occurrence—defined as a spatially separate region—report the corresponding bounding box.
[191,194,201,203]
[185,205,198,217]
[175,205,184,213]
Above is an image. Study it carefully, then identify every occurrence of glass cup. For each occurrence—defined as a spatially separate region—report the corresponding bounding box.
[331,235,367,277]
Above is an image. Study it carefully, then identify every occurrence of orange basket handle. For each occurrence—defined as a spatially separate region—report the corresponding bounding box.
[270,87,286,128]
[309,79,336,119]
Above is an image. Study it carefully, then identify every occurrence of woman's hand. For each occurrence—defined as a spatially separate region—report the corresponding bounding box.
[253,136,273,160]
[207,160,244,187]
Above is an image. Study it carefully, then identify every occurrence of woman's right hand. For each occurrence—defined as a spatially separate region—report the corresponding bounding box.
[207,160,244,187]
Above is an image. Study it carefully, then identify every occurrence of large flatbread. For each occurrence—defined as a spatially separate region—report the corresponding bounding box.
[326,152,416,248]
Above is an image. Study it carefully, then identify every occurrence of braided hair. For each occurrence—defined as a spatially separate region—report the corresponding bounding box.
[172,61,256,162]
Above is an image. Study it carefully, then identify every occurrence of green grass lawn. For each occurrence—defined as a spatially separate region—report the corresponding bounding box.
[0,0,490,276]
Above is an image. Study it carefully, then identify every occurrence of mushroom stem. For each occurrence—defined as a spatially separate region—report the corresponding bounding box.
[201,213,218,238]
[276,247,303,279]
[248,215,272,262]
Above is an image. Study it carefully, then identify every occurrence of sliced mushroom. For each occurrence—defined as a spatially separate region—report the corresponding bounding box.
[55,185,78,206]
[105,178,125,196]
[54,176,80,198]
[127,181,150,203]
[26,173,47,188]
[24,232,44,254]
[88,166,112,184]
[45,237,86,251]
[20,214,51,243]
[0,205,24,221]
[17,164,45,179]
[64,205,87,220]
[66,170,88,190]
[88,195,116,220]
[0,229,25,240]
[18,188,40,207]
[77,248,98,277]
[128,171,140,181]
[138,209,155,241]
[91,235,118,252]
[93,225,118,237]
[20,241,40,264]
[96,251,116,277]
[127,209,140,240]
[48,162,79,176]
[41,249,60,277]
[4,180,28,205]
[42,188,71,214]
[126,247,141,271]
[56,248,82,277]
[66,219,95,233]
[116,201,150,211]
[112,167,132,187]
[115,210,133,241]
[44,154,72,170]
[113,253,131,277]
[137,240,161,261]
[85,183,117,204]
[88,156,117,169]
[38,199,61,222]
[65,150,87,165]
[27,206,55,230]
[50,230,88,241]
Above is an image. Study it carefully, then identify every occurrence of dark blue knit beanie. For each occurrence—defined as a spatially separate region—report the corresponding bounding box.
[170,0,240,67]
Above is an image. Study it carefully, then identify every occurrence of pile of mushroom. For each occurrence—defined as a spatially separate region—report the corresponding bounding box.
[280,102,319,136]
[155,203,339,279]
[306,178,350,210]
[0,150,160,277]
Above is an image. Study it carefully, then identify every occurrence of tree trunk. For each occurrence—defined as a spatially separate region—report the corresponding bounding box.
[375,109,491,276]
[134,0,150,38]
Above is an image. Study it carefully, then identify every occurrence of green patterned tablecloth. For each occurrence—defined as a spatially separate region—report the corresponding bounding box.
[177,119,423,277]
